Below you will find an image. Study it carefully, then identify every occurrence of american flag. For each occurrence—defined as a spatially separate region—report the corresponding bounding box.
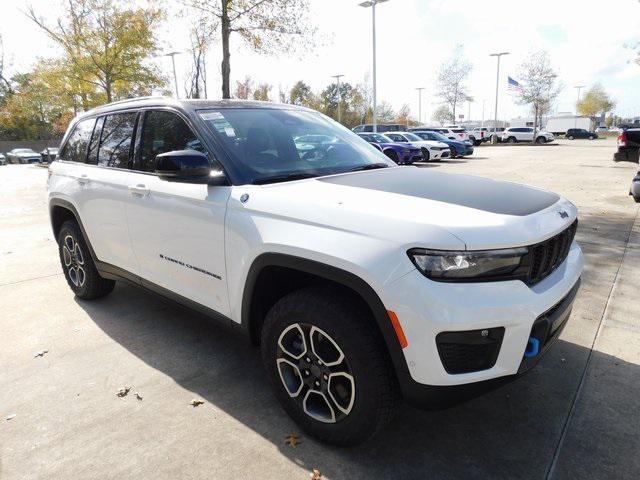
[508,76,524,94]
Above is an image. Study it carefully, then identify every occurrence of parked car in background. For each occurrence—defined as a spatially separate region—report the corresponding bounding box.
[501,127,554,144]
[410,127,458,141]
[469,127,490,145]
[488,127,506,142]
[411,130,473,158]
[356,132,422,164]
[6,148,41,164]
[40,147,60,163]
[444,126,470,143]
[614,127,640,164]
[596,126,608,132]
[546,117,592,135]
[352,123,408,133]
[566,129,597,140]
[0,153,6,165]
[385,131,450,161]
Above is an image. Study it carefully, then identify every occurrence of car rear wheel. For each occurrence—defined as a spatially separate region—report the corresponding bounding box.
[58,220,115,300]
[567,135,574,140]
[261,286,399,446]
[589,135,595,140]
[507,137,517,143]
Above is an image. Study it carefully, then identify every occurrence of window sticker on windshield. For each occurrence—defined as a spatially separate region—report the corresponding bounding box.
[199,111,224,121]
[224,127,236,137]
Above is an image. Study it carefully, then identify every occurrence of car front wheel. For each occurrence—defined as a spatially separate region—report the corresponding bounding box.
[261,286,399,446]
[507,137,517,143]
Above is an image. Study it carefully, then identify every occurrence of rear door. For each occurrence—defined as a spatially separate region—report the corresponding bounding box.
[62,112,139,273]
[125,109,231,315]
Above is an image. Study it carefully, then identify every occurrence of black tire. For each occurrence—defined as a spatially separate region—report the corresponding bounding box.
[535,136,546,144]
[449,145,458,158]
[507,136,517,143]
[567,135,574,140]
[589,135,595,140]
[422,148,431,162]
[384,150,399,164]
[57,220,115,299]
[261,286,400,446]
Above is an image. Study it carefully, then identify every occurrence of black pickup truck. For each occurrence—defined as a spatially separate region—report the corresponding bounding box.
[614,125,640,163]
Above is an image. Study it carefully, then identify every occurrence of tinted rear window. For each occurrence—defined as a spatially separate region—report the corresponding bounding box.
[60,118,96,163]
[97,112,138,169]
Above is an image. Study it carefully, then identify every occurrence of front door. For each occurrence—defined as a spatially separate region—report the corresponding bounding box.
[125,109,231,316]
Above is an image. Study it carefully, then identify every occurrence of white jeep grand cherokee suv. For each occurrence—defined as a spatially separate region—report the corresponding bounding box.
[48,98,583,445]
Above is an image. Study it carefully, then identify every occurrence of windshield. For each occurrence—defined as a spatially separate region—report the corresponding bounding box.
[419,131,448,142]
[199,108,394,184]
[402,132,423,142]
[369,133,392,143]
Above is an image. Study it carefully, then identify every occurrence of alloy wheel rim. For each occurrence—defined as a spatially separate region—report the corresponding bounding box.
[62,234,86,287]
[276,323,355,424]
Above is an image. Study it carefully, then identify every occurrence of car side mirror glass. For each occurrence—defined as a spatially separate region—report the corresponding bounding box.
[155,150,228,185]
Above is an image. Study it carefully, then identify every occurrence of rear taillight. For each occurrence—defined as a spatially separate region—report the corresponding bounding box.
[618,132,627,147]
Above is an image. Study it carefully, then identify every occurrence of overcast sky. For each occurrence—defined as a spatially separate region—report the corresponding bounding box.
[3,0,640,122]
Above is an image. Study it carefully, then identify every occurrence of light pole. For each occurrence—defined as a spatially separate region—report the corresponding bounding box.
[574,85,585,127]
[164,51,183,99]
[332,74,345,123]
[359,0,390,133]
[481,99,486,127]
[489,52,509,128]
[415,87,425,124]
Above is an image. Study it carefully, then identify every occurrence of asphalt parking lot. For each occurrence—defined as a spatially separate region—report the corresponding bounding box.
[1,138,639,480]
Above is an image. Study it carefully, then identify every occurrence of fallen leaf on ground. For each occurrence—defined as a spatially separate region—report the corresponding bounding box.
[190,399,204,407]
[135,392,143,401]
[310,469,322,480]
[6,414,16,421]
[116,386,131,397]
[284,433,301,447]
[34,350,49,358]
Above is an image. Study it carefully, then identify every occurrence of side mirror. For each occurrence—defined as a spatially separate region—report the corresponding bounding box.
[155,150,227,185]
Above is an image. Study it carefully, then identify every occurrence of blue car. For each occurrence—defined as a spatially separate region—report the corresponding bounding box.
[357,132,423,164]
[411,130,474,158]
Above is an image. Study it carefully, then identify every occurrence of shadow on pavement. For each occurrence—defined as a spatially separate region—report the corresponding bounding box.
[75,281,637,479]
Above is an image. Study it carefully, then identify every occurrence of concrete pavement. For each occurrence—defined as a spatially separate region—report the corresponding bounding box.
[1,138,639,479]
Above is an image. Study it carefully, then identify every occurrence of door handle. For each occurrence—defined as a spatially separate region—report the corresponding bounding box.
[77,174,89,185]
[128,184,150,196]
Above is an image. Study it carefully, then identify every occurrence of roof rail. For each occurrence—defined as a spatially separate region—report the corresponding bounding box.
[84,95,170,113]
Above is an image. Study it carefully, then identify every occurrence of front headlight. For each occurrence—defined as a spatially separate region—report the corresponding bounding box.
[408,247,528,281]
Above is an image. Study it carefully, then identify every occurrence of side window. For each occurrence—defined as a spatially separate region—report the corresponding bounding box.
[87,116,105,165]
[60,118,96,163]
[138,110,205,172]
[97,112,138,169]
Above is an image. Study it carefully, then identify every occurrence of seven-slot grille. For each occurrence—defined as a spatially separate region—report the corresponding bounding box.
[527,220,577,284]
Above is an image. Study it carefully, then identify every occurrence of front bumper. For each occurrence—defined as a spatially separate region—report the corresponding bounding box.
[381,241,583,406]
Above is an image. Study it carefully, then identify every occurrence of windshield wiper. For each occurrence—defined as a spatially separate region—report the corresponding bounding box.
[345,163,390,172]
[252,172,319,185]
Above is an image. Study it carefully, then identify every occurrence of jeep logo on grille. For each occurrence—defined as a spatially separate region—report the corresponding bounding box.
[558,211,569,219]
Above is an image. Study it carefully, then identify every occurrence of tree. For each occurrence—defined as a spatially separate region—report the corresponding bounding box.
[234,75,253,99]
[377,101,395,123]
[27,0,165,103]
[182,0,316,99]
[393,104,416,126]
[432,105,452,125]
[516,51,562,142]
[0,34,13,107]
[253,82,272,101]
[289,80,316,107]
[185,17,215,99]
[436,47,472,122]
[576,84,615,125]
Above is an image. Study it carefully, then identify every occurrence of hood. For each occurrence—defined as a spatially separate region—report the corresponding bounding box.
[16,152,39,157]
[241,167,577,251]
